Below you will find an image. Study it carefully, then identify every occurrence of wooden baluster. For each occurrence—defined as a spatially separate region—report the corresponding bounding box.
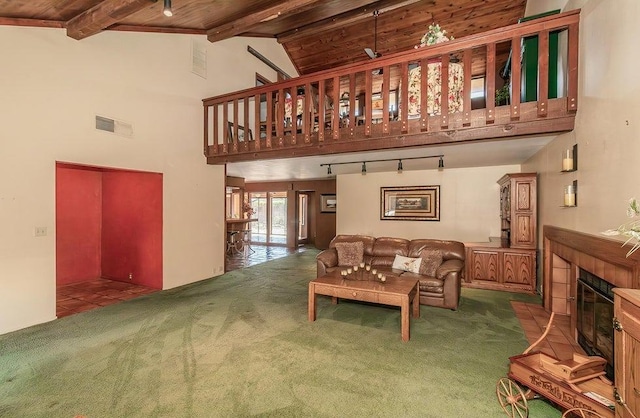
[276,89,284,146]
[211,104,219,154]
[254,93,261,150]
[305,81,312,143]
[382,65,390,134]
[510,37,521,120]
[400,61,409,134]
[486,42,496,124]
[232,99,239,152]
[462,49,472,126]
[266,92,273,148]
[292,86,304,146]
[537,30,549,117]
[420,58,429,132]
[349,73,356,136]
[243,97,250,151]
[318,79,325,142]
[365,70,372,137]
[567,23,579,113]
[222,102,229,154]
[332,76,340,140]
[440,54,450,129]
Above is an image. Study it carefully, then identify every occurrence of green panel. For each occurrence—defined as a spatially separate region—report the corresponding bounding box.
[519,10,560,102]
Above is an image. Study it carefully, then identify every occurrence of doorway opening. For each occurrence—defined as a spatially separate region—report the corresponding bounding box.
[248,191,287,245]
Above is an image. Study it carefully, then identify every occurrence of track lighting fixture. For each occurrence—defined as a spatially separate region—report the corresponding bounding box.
[163,0,173,17]
[320,154,444,175]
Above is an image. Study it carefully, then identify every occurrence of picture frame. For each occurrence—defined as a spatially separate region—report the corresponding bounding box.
[320,194,337,213]
[380,185,440,221]
[227,122,253,143]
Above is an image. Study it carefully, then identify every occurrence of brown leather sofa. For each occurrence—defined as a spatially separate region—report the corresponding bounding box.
[316,235,466,310]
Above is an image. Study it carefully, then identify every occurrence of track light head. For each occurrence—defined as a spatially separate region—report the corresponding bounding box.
[361,162,367,175]
[163,0,173,17]
[327,165,332,176]
[397,160,403,173]
[438,156,444,170]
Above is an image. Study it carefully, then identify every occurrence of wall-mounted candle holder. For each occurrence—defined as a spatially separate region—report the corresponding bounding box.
[563,180,577,207]
[561,144,578,172]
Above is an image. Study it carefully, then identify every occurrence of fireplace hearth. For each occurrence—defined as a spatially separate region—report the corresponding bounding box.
[576,268,614,380]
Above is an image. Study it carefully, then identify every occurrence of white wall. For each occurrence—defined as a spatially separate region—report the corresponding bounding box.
[336,165,520,242]
[522,0,640,246]
[0,26,296,334]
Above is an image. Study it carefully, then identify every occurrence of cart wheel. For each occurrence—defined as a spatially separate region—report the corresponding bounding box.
[561,408,606,418]
[496,377,529,418]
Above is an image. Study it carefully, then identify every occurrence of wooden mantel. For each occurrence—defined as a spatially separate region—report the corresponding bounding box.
[543,226,640,318]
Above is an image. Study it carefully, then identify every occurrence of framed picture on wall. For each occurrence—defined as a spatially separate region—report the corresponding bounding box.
[320,194,337,213]
[380,185,440,221]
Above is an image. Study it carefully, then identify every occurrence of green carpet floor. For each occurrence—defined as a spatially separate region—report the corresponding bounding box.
[0,250,563,417]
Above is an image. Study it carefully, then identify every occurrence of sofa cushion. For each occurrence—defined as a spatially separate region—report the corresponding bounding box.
[335,241,364,266]
[392,254,422,273]
[419,249,443,277]
[372,237,410,257]
[330,235,376,256]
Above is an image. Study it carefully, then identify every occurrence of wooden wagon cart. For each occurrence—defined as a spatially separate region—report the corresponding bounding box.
[496,313,616,418]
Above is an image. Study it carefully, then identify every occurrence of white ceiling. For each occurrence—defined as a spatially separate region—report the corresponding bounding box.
[225,136,554,182]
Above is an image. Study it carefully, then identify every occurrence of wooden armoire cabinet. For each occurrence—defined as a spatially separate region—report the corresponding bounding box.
[464,173,538,293]
[613,288,640,418]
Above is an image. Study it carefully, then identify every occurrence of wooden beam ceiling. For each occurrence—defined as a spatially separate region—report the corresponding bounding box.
[206,0,325,43]
[66,0,156,40]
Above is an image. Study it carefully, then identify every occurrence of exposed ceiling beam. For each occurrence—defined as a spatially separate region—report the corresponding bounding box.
[66,0,156,40]
[206,0,325,43]
[278,0,425,44]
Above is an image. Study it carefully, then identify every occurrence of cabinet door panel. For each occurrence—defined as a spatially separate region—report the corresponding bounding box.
[514,214,534,247]
[503,252,533,286]
[515,181,533,211]
[471,251,499,282]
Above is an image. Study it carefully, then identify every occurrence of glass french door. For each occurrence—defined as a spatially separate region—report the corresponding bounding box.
[247,191,287,245]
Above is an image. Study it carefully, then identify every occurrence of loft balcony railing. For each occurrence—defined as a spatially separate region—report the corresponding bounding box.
[203,10,580,164]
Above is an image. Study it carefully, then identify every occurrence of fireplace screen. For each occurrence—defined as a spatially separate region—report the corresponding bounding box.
[576,269,614,380]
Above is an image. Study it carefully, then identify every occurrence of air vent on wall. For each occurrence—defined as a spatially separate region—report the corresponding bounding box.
[95,115,133,138]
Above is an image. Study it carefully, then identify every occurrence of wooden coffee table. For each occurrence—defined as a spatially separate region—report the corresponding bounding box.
[308,273,420,342]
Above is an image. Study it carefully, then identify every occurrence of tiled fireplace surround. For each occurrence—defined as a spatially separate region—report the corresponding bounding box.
[543,226,640,334]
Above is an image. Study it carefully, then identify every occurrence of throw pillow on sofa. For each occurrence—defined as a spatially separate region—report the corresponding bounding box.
[419,249,443,277]
[392,254,422,273]
[335,241,364,266]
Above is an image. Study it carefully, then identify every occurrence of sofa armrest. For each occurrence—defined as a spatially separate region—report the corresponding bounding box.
[316,249,338,277]
[436,259,464,280]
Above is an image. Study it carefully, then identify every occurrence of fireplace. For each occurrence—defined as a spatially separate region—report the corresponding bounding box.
[576,269,614,380]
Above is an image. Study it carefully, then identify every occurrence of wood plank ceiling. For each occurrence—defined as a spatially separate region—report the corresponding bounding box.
[0,0,526,78]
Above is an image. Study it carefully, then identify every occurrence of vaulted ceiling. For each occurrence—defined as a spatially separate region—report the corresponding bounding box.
[0,0,526,76]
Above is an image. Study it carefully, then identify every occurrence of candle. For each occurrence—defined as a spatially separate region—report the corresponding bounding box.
[377,273,382,279]
[347,268,352,274]
[372,269,377,275]
[381,275,386,282]
[562,149,574,171]
[564,185,575,206]
[353,265,358,272]
[365,265,371,271]
[359,262,365,268]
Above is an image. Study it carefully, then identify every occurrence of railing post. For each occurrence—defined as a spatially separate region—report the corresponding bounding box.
[400,61,408,134]
[567,23,579,113]
[232,99,239,152]
[253,94,261,151]
[420,58,429,132]
[382,65,390,134]
[332,76,340,140]
[318,79,325,141]
[222,102,229,154]
[349,73,356,136]
[280,87,287,146]
[244,97,250,151]
[266,92,273,148]
[510,37,522,120]
[537,30,549,117]
[305,82,312,143]
[440,54,450,129]
[365,70,372,137]
[462,49,471,126]
[486,43,496,124]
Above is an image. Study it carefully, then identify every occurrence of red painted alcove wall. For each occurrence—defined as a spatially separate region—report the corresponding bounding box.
[55,163,163,289]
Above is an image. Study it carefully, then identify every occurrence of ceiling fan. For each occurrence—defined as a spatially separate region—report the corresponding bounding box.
[364,10,381,59]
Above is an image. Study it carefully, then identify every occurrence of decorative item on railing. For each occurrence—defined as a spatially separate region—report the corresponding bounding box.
[603,198,640,257]
[243,201,255,218]
[415,23,453,48]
